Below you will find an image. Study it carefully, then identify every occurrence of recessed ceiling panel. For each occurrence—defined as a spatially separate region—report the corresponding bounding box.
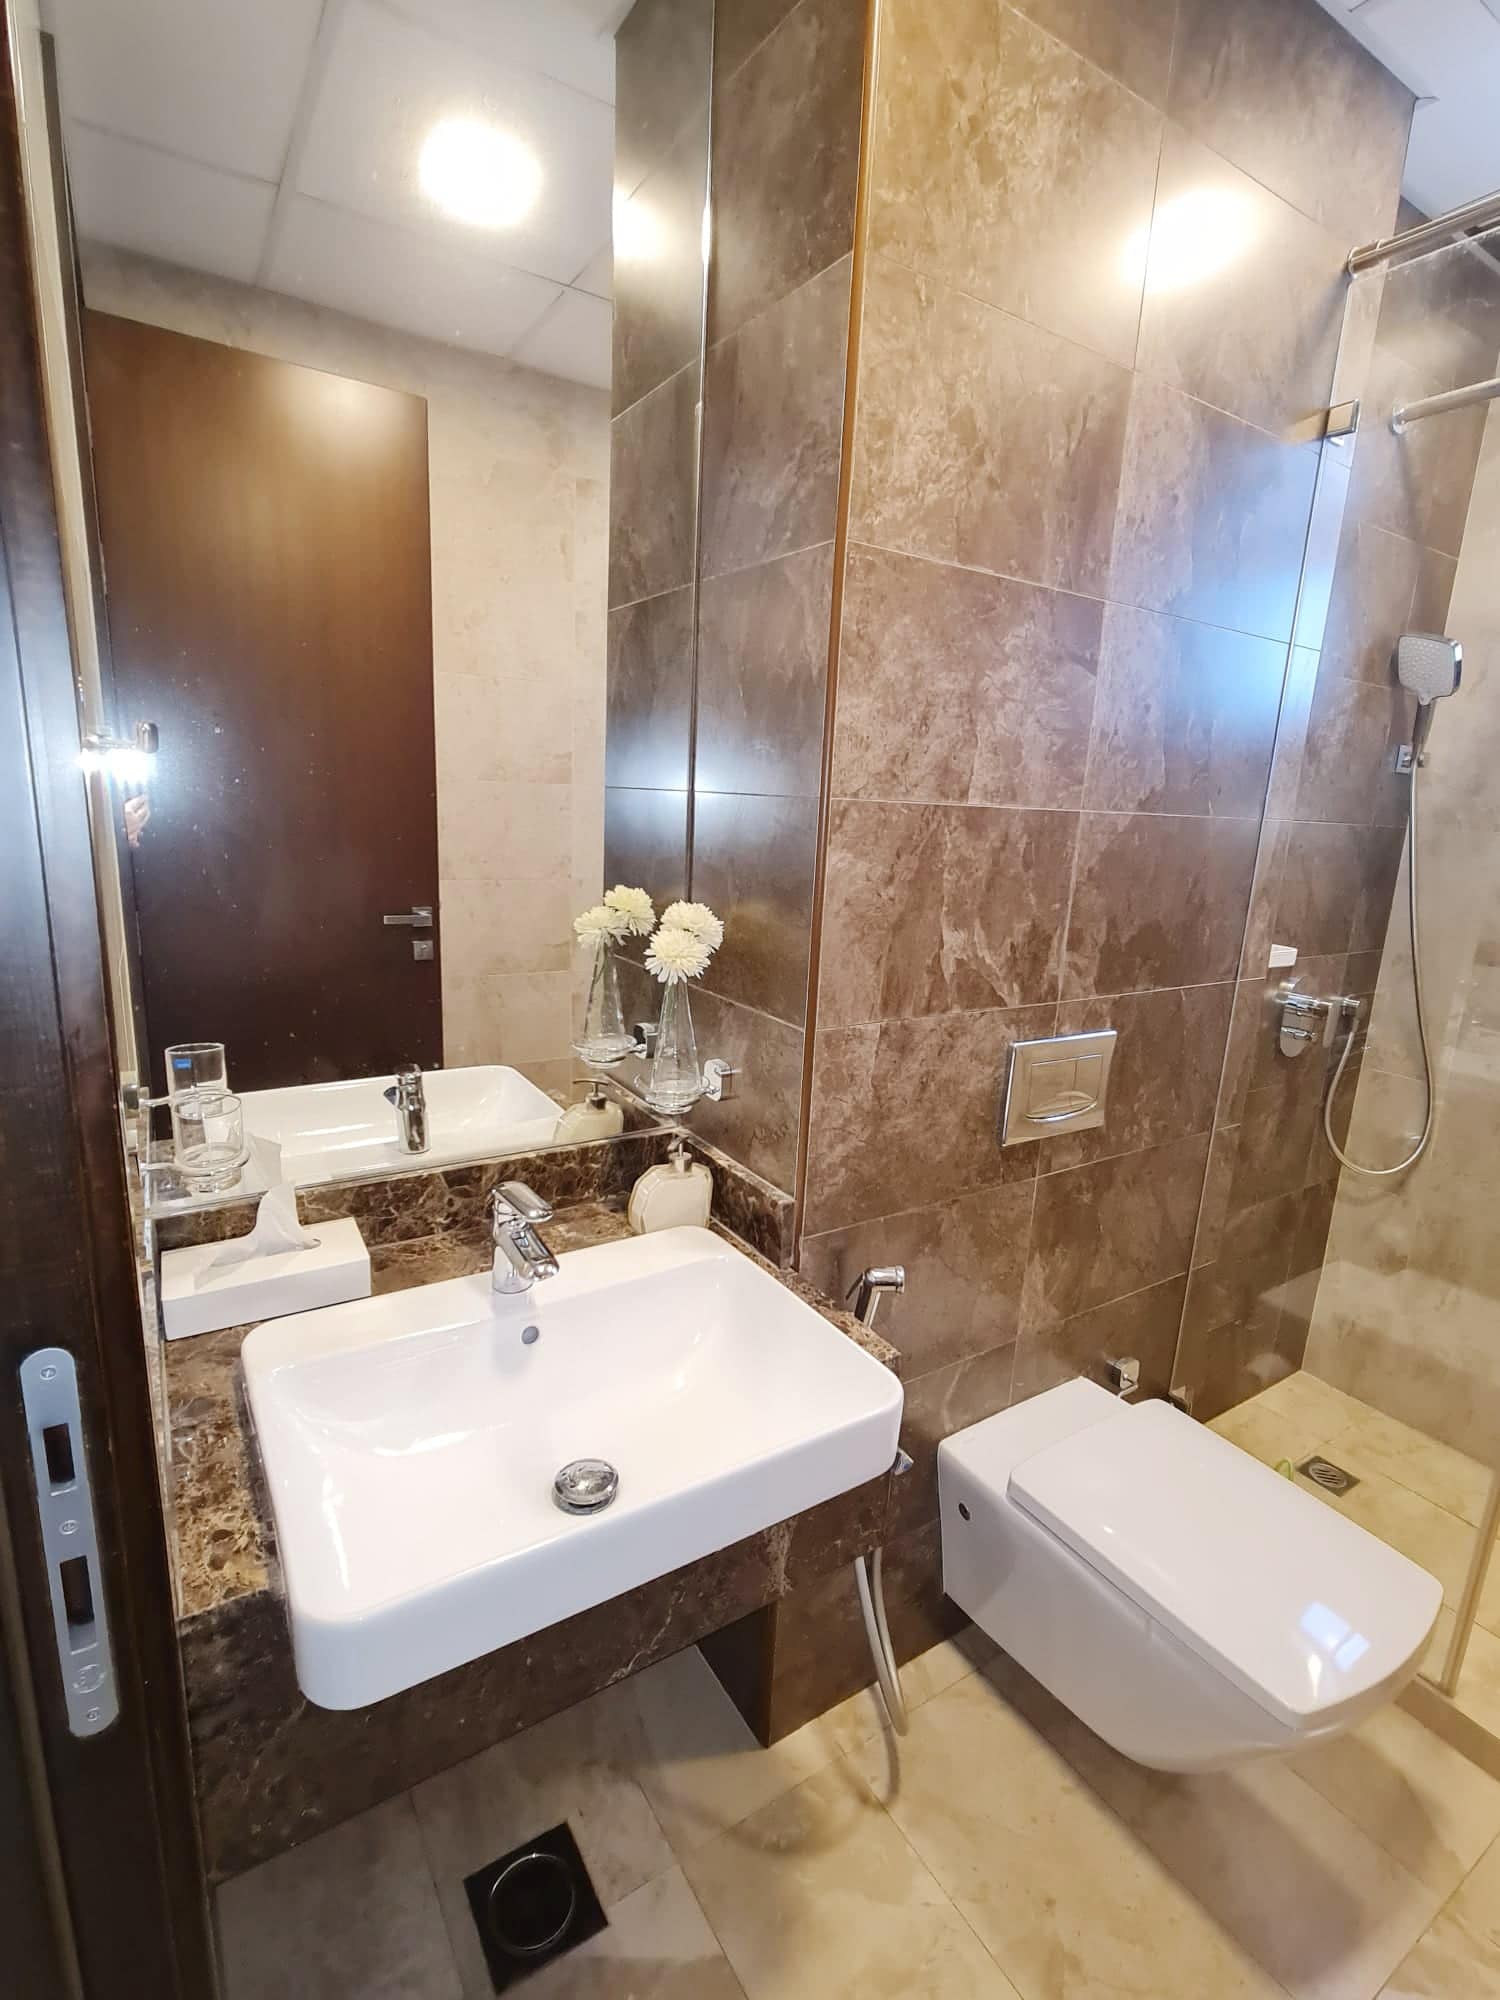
[296,0,613,287]
[46,0,322,180]
[68,125,274,284]
[383,0,615,105]
[266,195,564,357]
[510,286,612,390]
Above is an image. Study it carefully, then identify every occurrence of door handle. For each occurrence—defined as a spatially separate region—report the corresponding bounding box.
[382,906,433,929]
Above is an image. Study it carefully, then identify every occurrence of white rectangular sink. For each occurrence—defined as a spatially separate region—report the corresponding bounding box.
[242,1227,902,1709]
[239,1065,562,1187]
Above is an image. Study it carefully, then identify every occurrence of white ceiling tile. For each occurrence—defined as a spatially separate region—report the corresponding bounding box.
[296,0,613,286]
[67,124,274,283]
[46,0,322,180]
[266,195,564,356]
[510,286,612,389]
[379,0,616,105]
[573,243,613,298]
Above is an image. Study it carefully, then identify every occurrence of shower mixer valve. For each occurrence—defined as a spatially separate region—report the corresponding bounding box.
[1277,985,1360,1059]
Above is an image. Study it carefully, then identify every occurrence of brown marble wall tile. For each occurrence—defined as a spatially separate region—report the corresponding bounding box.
[832,547,1100,808]
[1376,232,1500,390]
[1040,982,1233,1173]
[709,0,863,343]
[1063,811,1261,996]
[851,256,1132,595]
[1108,379,1320,643]
[603,785,689,911]
[1082,603,1285,817]
[700,255,851,578]
[870,0,1160,367]
[613,119,710,415]
[608,363,700,606]
[888,1340,1018,1533]
[693,791,818,1025]
[713,0,803,82]
[1264,818,1362,959]
[1020,1131,1210,1334]
[1293,666,1412,827]
[1169,0,1411,245]
[1347,340,1490,561]
[1181,1187,1300,1347]
[694,542,832,797]
[818,801,1075,1025]
[1262,646,1320,823]
[1008,0,1179,106]
[1011,1271,1187,1407]
[680,985,805,1191]
[804,1004,1057,1233]
[799,1180,1036,1378]
[605,587,695,791]
[615,0,714,194]
[1135,130,1349,437]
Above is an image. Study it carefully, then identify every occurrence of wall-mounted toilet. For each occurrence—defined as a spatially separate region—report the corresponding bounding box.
[938,1379,1442,1772]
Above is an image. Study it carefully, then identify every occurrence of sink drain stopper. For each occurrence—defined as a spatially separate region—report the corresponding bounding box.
[553,1459,619,1515]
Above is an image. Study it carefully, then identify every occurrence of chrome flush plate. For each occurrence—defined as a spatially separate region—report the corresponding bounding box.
[1001,1029,1117,1146]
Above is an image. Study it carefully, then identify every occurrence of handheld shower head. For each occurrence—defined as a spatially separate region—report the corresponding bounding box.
[1394,633,1462,762]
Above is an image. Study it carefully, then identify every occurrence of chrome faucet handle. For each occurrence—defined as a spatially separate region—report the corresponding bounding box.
[495,1180,553,1223]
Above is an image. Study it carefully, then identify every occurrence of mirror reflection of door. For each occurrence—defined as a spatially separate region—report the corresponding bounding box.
[84,310,440,1091]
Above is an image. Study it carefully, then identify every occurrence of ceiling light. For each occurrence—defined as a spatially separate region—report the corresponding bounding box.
[1122,188,1260,297]
[419,117,541,230]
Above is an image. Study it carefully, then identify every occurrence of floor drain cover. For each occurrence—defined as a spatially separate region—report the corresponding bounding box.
[1297,1455,1361,1496]
[464,1822,605,1992]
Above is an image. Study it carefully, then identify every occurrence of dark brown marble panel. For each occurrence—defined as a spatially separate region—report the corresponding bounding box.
[615,0,714,193]
[685,1133,796,1266]
[1020,1131,1210,1334]
[1294,666,1412,827]
[1261,646,1320,826]
[1108,379,1320,644]
[1169,0,1411,245]
[1009,0,1178,105]
[1083,603,1285,818]
[1267,817,1364,959]
[1351,820,1406,955]
[1011,1272,1188,1407]
[1226,1076,1322,1211]
[694,543,833,798]
[800,1179,1036,1379]
[608,363,700,607]
[804,1004,1057,1233]
[605,587,695,791]
[1173,1308,1292,1424]
[1136,129,1348,436]
[1181,1187,1299,1347]
[1041,982,1233,1174]
[1063,812,1261,997]
[713,0,803,82]
[613,119,710,415]
[1320,519,1427,685]
[819,800,1075,1026]
[603,785,690,918]
[709,0,863,343]
[700,256,851,578]
[888,1341,1019,1534]
[832,547,1100,808]
[693,791,818,1026]
[852,256,1132,596]
[680,984,805,1192]
[870,0,1160,366]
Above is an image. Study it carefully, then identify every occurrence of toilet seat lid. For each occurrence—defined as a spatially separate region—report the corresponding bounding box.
[1009,1399,1443,1731]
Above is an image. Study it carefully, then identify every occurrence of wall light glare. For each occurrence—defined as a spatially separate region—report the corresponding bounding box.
[419,116,541,230]
[1123,187,1260,297]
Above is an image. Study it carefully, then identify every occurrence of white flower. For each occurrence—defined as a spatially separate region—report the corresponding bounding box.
[660,900,724,953]
[573,902,629,947]
[603,884,655,936]
[646,924,712,982]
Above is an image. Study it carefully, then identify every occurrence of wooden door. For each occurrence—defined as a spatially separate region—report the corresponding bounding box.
[83,312,440,1092]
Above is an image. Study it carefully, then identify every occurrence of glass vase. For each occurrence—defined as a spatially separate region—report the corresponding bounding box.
[573,940,636,1064]
[645,973,702,1112]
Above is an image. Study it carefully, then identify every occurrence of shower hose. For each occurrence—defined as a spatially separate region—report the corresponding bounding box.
[1323,761,1434,1177]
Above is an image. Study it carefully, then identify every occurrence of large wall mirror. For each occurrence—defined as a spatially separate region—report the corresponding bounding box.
[44,0,708,1203]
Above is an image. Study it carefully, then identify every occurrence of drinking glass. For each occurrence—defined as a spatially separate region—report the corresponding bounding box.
[163,1041,228,1100]
[170,1089,245,1192]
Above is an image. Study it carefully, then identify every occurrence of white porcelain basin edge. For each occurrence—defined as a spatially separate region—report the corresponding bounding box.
[243,1227,902,1710]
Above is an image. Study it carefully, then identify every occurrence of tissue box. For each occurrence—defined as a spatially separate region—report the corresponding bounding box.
[161,1218,371,1340]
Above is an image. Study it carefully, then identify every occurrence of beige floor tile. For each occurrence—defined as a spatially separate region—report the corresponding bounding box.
[1450,1620,1500,1740]
[1210,1398,1327,1473]
[854,1669,1283,1999]
[682,1759,1021,2000]
[792,1623,1005,1767]
[1323,1405,1493,1528]
[217,1796,461,2000]
[1380,1833,1500,1997]
[1470,1538,1500,1637]
[521,1867,745,2000]
[412,1682,674,1998]
[1333,1469,1476,1606]
[1289,1701,1500,1893]
[1254,1370,1372,1439]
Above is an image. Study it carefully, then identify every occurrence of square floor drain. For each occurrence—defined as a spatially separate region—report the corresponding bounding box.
[464,1822,606,1992]
[1297,1455,1361,1497]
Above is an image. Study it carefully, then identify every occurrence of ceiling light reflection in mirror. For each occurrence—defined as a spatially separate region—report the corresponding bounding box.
[418,115,542,230]
[1122,187,1261,297]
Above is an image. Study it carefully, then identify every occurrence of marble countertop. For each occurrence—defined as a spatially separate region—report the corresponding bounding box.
[166,1201,900,1623]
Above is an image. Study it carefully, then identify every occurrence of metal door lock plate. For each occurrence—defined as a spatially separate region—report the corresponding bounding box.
[1001,1030,1117,1146]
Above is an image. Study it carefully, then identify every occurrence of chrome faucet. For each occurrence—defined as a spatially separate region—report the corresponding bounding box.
[489,1183,560,1294]
[383,1064,429,1153]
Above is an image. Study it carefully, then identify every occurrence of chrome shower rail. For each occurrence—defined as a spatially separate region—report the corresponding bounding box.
[1348,188,1500,274]
[1392,375,1500,432]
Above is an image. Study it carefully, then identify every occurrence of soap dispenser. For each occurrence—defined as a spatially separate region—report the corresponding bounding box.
[552,1084,626,1144]
[628,1137,713,1234]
